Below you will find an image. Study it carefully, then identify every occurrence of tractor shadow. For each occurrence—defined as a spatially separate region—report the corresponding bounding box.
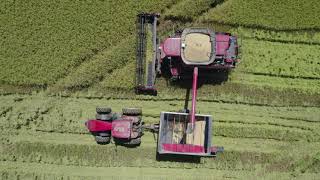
[156,153,201,163]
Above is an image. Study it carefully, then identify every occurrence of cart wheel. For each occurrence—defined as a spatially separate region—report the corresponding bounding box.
[122,108,142,116]
[96,107,112,114]
[95,135,110,145]
[96,113,113,121]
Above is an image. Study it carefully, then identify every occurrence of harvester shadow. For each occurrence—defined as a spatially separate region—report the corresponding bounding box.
[174,70,230,88]
[162,67,230,111]
[161,63,230,89]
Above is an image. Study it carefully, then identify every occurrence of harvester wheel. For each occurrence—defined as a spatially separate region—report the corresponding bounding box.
[96,114,113,121]
[95,135,110,144]
[122,108,142,116]
[96,107,112,114]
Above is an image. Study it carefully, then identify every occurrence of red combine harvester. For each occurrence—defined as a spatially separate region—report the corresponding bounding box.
[86,13,239,158]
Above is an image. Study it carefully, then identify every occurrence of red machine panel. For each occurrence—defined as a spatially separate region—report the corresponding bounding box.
[86,120,112,132]
[112,120,132,139]
[215,34,230,56]
[162,38,181,57]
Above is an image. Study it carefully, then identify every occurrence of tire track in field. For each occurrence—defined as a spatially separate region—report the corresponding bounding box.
[54,94,320,108]
[199,19,320,33]
[0,140,279,171]
[242,71,320,81]
[243,36,320,46]
[217,120,315,132]
[5,160,316,180]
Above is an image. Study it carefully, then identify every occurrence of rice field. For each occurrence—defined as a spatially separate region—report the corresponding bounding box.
[0,0,320,179]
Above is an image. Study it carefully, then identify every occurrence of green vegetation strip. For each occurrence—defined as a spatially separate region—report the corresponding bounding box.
[2,161,318,180]
[201,0,320,30]
[230,28,320,45]
[238,39,320,79]
[1,95,319,140]
[0,0,177,86]
[165,0,217,21]
[0,132,284,170]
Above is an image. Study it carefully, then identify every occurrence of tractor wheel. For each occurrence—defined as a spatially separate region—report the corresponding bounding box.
[95,135,110,145]
[125,138,141,146]
[122,108,142,116]
[96,107,112,114]
[96,113,113,121]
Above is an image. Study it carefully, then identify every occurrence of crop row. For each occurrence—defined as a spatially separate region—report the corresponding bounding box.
[95,61,136,90]
[1,95,319,140]
[239,39,320,78]
[0,0,177,86]
[2,131,319,173]
[229,73,320,94]
[53,37,135,90]
[4,161,318,180]
[164,0,217,21]
[0,135,282,170]
[230,28,320,45]
[2,95,318,122]
[3,94,318,122]
[88,77,320,107]
[200,0,320,30]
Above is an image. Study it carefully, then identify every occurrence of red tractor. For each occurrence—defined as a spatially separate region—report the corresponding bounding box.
[86,13,239,157]
[86,107,143,146]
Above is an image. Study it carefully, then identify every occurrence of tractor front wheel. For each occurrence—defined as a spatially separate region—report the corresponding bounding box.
[95,136,111,144]
[95,132,111,145]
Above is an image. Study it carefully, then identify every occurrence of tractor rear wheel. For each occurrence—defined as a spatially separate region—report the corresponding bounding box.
[122,108,142,116]
[95,135,110,145]
[96,107,112,114]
